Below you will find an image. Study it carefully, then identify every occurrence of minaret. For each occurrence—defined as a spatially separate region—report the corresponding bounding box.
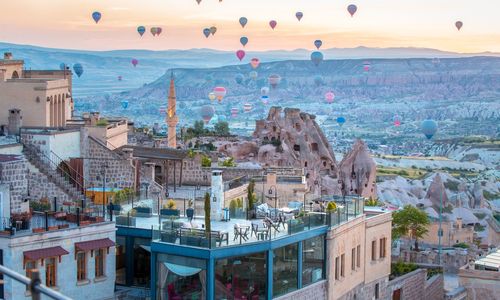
[166,72,179,148]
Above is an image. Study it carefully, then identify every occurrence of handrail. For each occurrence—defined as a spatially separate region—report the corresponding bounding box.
[50,150,89,194]
[0,264,72,300]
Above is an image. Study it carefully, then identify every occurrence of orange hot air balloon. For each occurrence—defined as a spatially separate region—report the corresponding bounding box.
[250,58,260,69]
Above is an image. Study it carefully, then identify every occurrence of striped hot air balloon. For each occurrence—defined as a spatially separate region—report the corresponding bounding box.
[243,103,253,113]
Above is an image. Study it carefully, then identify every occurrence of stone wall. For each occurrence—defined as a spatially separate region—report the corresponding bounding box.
[0,157,27,212]
[337,277,388,300]
[397,249,471,272]
[274,280,327,300]
[458,265,500,300]
[387,268,426,300]
[27,171,69,207]
[425,274,445,300]
[84,137,135,190]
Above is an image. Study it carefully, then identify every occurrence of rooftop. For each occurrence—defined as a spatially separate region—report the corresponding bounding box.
[0,154,22,163]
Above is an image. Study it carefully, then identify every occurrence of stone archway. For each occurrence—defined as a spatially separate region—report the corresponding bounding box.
[11,71,19,79]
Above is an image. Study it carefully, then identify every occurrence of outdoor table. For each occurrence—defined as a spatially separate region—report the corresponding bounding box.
[234,224,250,244]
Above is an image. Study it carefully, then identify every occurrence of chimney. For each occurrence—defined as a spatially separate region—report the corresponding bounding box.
[210,170,224,221]
[3,52,13,60]
[7,109,22,136]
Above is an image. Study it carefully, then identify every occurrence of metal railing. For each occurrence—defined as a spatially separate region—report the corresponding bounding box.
[0,264,72,300]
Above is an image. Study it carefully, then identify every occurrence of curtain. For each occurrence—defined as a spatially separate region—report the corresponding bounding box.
[199,270,206,300]
[159,262,169,300]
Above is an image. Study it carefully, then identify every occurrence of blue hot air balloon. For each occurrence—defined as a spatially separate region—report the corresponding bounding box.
[235,73,244,84]
[240,36,248,47]
[73,64,83,78]
[59,63,67,70]
[137,26,146,37]
[261,95,269,104]
[239,17,248,28]
[311,51,324,66]
[314,75,323,86]
[203,28,211,38]
[121,100,129,109]
[421,119,438,139]
[92,11,101,24]
[314,40,323,50]
[337,116,346,127]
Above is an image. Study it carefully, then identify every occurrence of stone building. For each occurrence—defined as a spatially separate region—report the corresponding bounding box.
[0,53,73,128]
[423,217,474,247]
[0,154,28,212]
[458,249,500,300]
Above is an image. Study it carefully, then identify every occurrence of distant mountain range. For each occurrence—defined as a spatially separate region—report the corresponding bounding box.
[1,41,499,97]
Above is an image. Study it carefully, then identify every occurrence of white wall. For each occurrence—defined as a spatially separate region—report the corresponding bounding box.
[25,130,80,163]
[0,184,11,230]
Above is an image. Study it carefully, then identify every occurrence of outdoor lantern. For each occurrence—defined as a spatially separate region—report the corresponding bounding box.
[165,190,169,198]
[213,196,217,202]
[268,188,273,195]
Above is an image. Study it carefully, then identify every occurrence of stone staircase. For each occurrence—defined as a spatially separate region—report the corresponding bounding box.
[22,145,87,203]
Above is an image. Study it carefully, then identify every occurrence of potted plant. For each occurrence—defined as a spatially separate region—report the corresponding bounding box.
[135,205,152,217]
[160,199,180,218]
[186,199,194,220]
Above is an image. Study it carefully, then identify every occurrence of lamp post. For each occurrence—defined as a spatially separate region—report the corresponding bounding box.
[268,185,278,219]
[194,184,201,219]
[100,163,109,219]
[438,190,443,265]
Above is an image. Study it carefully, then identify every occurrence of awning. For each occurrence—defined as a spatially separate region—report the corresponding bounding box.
[164,262,202,277]
[75,238,115,252]
[24,246,69,262]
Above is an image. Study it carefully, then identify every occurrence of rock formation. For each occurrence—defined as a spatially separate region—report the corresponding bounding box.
[425,173,449,208]
[338,140,377,199]
[471,181,484,209]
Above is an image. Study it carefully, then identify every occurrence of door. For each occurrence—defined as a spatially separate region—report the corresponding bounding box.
[392,288,401,300]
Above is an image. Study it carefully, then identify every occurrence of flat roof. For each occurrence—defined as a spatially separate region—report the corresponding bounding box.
[475,249,500,269]
[118,145,188,160]
[0,154,22,163]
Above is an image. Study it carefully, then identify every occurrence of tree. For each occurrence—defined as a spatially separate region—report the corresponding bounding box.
[392,205,430,251]
[214,121,230,136]
[247,179,257,211]
[193,120,205,136]
[204,192,211,235]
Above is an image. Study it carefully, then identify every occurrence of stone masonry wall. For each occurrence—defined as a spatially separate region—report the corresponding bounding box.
[387,268,426,300]
[338,277,389,300]
[0,158,27,212]
[425,274,445,300]
[27,171,69,208]
[274,280,327,300]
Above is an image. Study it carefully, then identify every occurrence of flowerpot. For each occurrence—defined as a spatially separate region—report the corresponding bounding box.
[48,226,59,231]
[160,209,180,217]
[32,228,45,233]
[58,224,69,229]
[79,220,91,226]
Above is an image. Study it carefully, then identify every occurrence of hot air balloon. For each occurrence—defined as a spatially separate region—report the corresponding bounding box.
[137,26,146,37]
[236,50,246,61]
[73,64,83,78]
[347,4,357,17]
[118,76,122,81]
[218,115,227,122]
[363,61,371,71]
[235,74,244,84]
[325,91,335,104]
[314,40,323,50]
[261,95,269,105]
[268,74,281,88]
[156,27,163,36]
[196,0,202,4]
[59,63,67,71]
[421,119,437,139]
[231,107,239,118]
[210,26,217,36]
[121,100,129,109]
[240,36,248,47]
[92,12,101,24]
[213,87,227,102]
[159,106,167,115]
[243,103,253,113]
[239,17,248,28]
[151,27,158,36]
[311,51,324,66]
[269,20,277,30]
[200,105,215,124]
[432,58,441,65]
[131,59,138,67]
[295,12,303,21]
[250,58,260,69]
[337,117,346,127]
[249,71,258,80]
[393,115,401,127]
[203,28,211,38]
[261,87,270,96]
[455,21,463,31]
[314,76,323,86]
[208,92,216,101]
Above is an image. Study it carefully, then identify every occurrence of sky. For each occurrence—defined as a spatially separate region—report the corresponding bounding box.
[1,0,499,53]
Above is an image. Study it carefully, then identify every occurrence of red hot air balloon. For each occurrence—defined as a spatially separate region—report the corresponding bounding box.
[236,50,246,61]
[455,21,463,31]
[131,59,138,67]
[213,87,227,102]
[347,4,357,17]
[363,61,371,71]
[325,91,335,104]
[156,27,163,36]
[269,20,277,30]
[250,58,260,69]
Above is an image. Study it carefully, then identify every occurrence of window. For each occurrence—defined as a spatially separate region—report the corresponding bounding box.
[76,252,87,281]
[335,257,339,280]
[356,245,361,268]
[371,240,377,261]
[273,243,298,297]
[95,249,105,278]
[380,238,387,258]
[45,258,57,287]
[302,235,325,286]
[340,254,345,277]
[293,144,300,152]
[351,248,356,271]
[375,283,380,299]
[25,260,36,291]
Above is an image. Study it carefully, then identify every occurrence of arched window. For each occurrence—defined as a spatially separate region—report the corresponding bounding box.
[11,71,19,79]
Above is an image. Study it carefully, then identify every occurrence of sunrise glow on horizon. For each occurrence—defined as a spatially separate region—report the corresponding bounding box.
[1,0,499,53]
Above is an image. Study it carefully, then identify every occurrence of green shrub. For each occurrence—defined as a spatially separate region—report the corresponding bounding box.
[201,155,212,167]
[391,261,418,277]
[326,202,337,212]
[453,242,469,249]
[221,157,236,167]
[96,119,109,127]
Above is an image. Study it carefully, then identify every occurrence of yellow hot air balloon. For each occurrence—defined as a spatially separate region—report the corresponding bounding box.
[208,92,216,101]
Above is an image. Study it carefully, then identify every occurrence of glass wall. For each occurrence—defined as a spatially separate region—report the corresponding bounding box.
[302,235,325,286]
[115,236,126,285]
[273,243,298,297]
[156,254,206,300]
[215,252,267,300]
[134,237,151,287]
